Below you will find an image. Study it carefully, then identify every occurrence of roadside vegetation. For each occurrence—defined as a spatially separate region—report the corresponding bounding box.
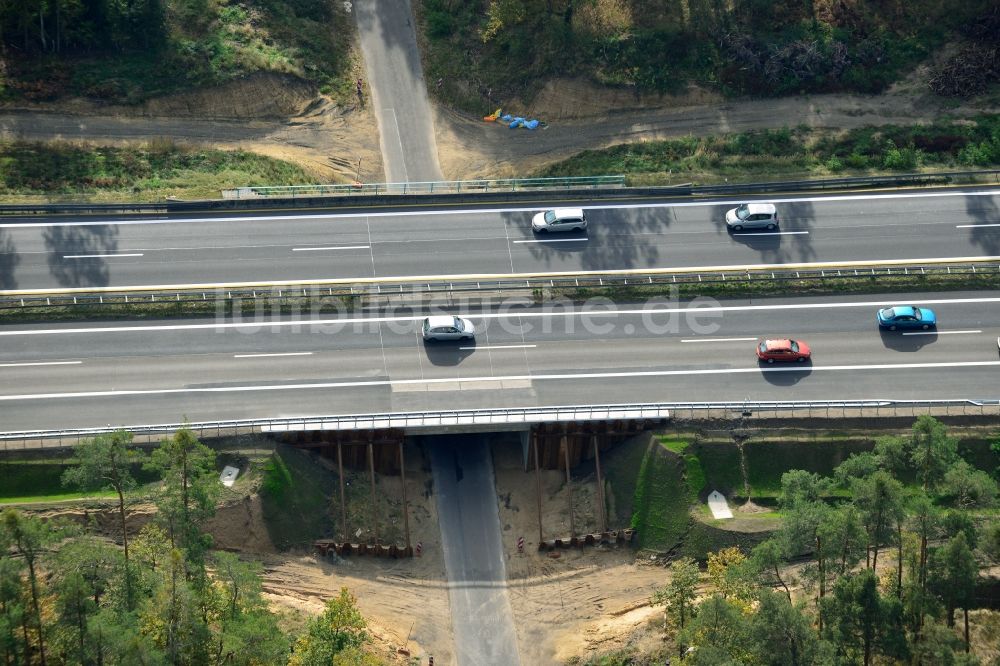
[0,140,318,201]
[0,0,354,103]
[418,0,998,113]
[537,116,1000,184]
[0,429,391,665]
[644,416,1000,664]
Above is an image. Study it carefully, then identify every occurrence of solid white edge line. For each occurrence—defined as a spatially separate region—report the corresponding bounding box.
[0,361,83,367]
[956,224,1000,228]
[458,344,537,350]
[291,246,370,252]
[62,253,144,259]
[512,238,589,244]
[2,360,1000,401]
[681,337,759,343]
[4,295,1000,337]
[901,330,982,336]
[232,352,314,358]
[731,231,809,236]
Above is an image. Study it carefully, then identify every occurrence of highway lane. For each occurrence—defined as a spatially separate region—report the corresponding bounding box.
[0,291,998,432]
[1,189,999,291]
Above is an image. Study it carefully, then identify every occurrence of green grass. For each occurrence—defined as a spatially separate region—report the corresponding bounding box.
[0,460,160,502]
[659,438,705,501]
[259,445,338,550]
[0,140,318,201]
[629,439,689,551]
[536,117,1000,183]
[0,491,119,505]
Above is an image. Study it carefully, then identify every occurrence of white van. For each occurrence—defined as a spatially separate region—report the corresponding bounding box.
[531,208,587,233]
[726,203,779,231]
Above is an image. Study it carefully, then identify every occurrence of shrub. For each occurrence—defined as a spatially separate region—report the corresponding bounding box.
[845,152,870,169]
[881,140,922,170]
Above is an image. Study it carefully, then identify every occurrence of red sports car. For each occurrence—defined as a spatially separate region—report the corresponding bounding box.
[756,339,811,363]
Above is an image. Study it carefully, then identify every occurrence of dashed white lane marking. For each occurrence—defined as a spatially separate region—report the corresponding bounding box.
[681,337,758,343]
[731,231,809,236]
[458,344,536,350]
[902,330,982,336]
[63,253,143,259]
[1,360,999,401]
[512,238,589,244]
[291,246,370,252]
[0,361,82,367]
[233,352,314,358]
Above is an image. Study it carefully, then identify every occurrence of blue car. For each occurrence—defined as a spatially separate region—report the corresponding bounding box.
[877,305,937,331]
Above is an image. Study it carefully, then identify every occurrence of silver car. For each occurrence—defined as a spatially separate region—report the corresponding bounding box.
[531,208,587,233]
[726,203,779,231]
[422,315,475,341]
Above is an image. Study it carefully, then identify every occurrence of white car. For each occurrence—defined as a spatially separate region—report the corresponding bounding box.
[422,315,475,341]
[726,203,779,231]
[531,208,587,233]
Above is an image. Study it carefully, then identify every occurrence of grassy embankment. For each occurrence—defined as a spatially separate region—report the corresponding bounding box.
[537,116,1000,185]
[603,430,998,556]
[3,0,355,103]
[417,0,990,113]
[0,439,269,505]
[0,140,319,202]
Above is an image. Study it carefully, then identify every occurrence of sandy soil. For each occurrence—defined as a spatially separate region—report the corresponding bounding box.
[490,441,671,664]
[3,67,996,186]
[0,73,384,183]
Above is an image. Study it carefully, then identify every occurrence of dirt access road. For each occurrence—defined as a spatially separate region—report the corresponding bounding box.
[2,71,994,184]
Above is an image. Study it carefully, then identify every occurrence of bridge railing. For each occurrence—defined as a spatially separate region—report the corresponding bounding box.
[2,400,998,449]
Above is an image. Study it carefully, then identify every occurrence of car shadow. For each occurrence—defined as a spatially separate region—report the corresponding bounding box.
[758,361,813,385]
[728,228,783,253]
[423,338,477,366]
[879,329,938,351]
[514,206,669,270]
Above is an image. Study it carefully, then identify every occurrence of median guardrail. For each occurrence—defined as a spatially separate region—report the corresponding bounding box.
[2,258,998,309]
[2,400,998,448]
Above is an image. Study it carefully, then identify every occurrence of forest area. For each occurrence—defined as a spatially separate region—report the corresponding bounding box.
[0,0,354,102]
[0,430,390,665]
[419,0,1000,113]
[645,416,1000,666]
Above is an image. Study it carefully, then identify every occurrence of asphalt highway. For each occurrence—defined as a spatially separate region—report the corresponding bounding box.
[1,189,999,292]
[1,290,997,432]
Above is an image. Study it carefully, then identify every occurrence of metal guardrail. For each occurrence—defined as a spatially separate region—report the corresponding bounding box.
[3,169,997,215]
[3,261,998,310]
[223,175,627,199]
[690,169,1000,195]
[2,400,999,448]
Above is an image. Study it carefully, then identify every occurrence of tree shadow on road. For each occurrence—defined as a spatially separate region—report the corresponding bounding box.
[963,193,999,256]
[0,229,19,289]
[44,225,118,287]
[718,199,819,265]
[516,205,671,271]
